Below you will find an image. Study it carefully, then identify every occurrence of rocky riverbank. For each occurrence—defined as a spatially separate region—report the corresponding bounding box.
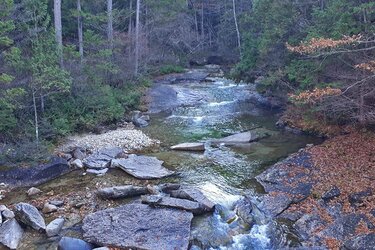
[252,131,375,249]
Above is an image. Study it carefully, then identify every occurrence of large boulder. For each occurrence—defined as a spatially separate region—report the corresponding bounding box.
[170,143,205,152]
[0,219,24,249]
[141,195,207,215]
[98,185,149,199]
[112,155,174,179]
[15,202,46,231]
[83,204,193,250]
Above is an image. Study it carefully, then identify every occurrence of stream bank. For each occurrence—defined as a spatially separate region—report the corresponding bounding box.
[0,66,327,250]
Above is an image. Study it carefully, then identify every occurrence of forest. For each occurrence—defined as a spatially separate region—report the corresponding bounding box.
[1,0,374,156]
[0,1,375,250]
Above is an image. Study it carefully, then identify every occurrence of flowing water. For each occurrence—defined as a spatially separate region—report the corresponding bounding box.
[3,75,322,250]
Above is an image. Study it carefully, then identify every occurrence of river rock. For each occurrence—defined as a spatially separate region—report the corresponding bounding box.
[83,154,112,169]
[159,183,181,192]
[0,205,6,212]
[15,202,46,231]
[234,198,254,225]
[0,158,71,188]
[2,208,15,220]
[113,155,174,179]
[212,130,270,146]
[167,187,215,211]
[58,237,94,250]
[42,203,58,214]
[142,195,206,215]
[71,159,83,169]
[49,200,64,207]
[171,142,205,151]
[83,204,193,250]
[46,217,65,237]
[344,233,375,250]
[98,185,149,199]
[0,219,24,249]
[86,168,108,176]
[73,148,86,160]
[27,187,42,196]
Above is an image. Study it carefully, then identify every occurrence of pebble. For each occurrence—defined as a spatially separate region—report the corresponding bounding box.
[42,203,58,214]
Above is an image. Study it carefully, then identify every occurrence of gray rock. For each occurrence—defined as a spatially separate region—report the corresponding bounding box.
[234,198,254,225]
[211,130,270,146]
[2,208,15,220]
[93,248,110,250]
[86,168,108,175]
[27,187,42,196]
[0,205,6,212]
[15,202,46,231]
[42,203,58,214]
[98,147,124,159]
[159,183,180,192]
[71,159,83,169]
[0,158,71,188]
[114,155,174,179]
[73,148,86,160]
[168,187,215,211]
[294,214,326,241]
[131,111,149,127]
[98,185,149,199]
[0,219,24,249]
[142,195,207,215]
[83,154,112,169]
[58,237,93,250]
[344,233,375,250]
[170,142,205,151]
[46,217,65,237]
[258,194,293,218]
[83,204,193,250]
[49,200,64,207]
[322,186,341,201]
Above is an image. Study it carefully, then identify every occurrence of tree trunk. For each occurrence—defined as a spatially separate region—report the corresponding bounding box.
[107,0,114,50]
[77,0,84,61]
[232,0,242,57]
[32,90,39,144]
[54,0,63,67]
[201,1,204,42]
[128,0,133,36]
[134,0,140,75]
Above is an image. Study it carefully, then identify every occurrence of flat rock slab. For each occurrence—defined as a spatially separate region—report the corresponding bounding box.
[113,155,174,179]
[0,158,70,188]
[98,185,149,199]
[83,204,193,250]
[142,195,206,215]
[171,143,205,151]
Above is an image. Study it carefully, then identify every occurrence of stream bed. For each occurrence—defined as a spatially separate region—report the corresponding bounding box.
[2,72,322,250]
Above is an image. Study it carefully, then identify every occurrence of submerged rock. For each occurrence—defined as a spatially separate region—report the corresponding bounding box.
[83,204,193,250]
[113,155,174,179]
[15,202,46,231]
[211,129,271,146]
[0,219,24,249]
[171,142,205,151]
[141,195,207,215]
[98,185,149,199]
[58,237,93,250]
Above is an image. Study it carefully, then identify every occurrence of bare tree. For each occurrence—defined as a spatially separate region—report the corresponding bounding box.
[54,0,63,66]
[232,0,242,57]
[134,0,140,75]
[77,0,84,61]
[107,0,114,50]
